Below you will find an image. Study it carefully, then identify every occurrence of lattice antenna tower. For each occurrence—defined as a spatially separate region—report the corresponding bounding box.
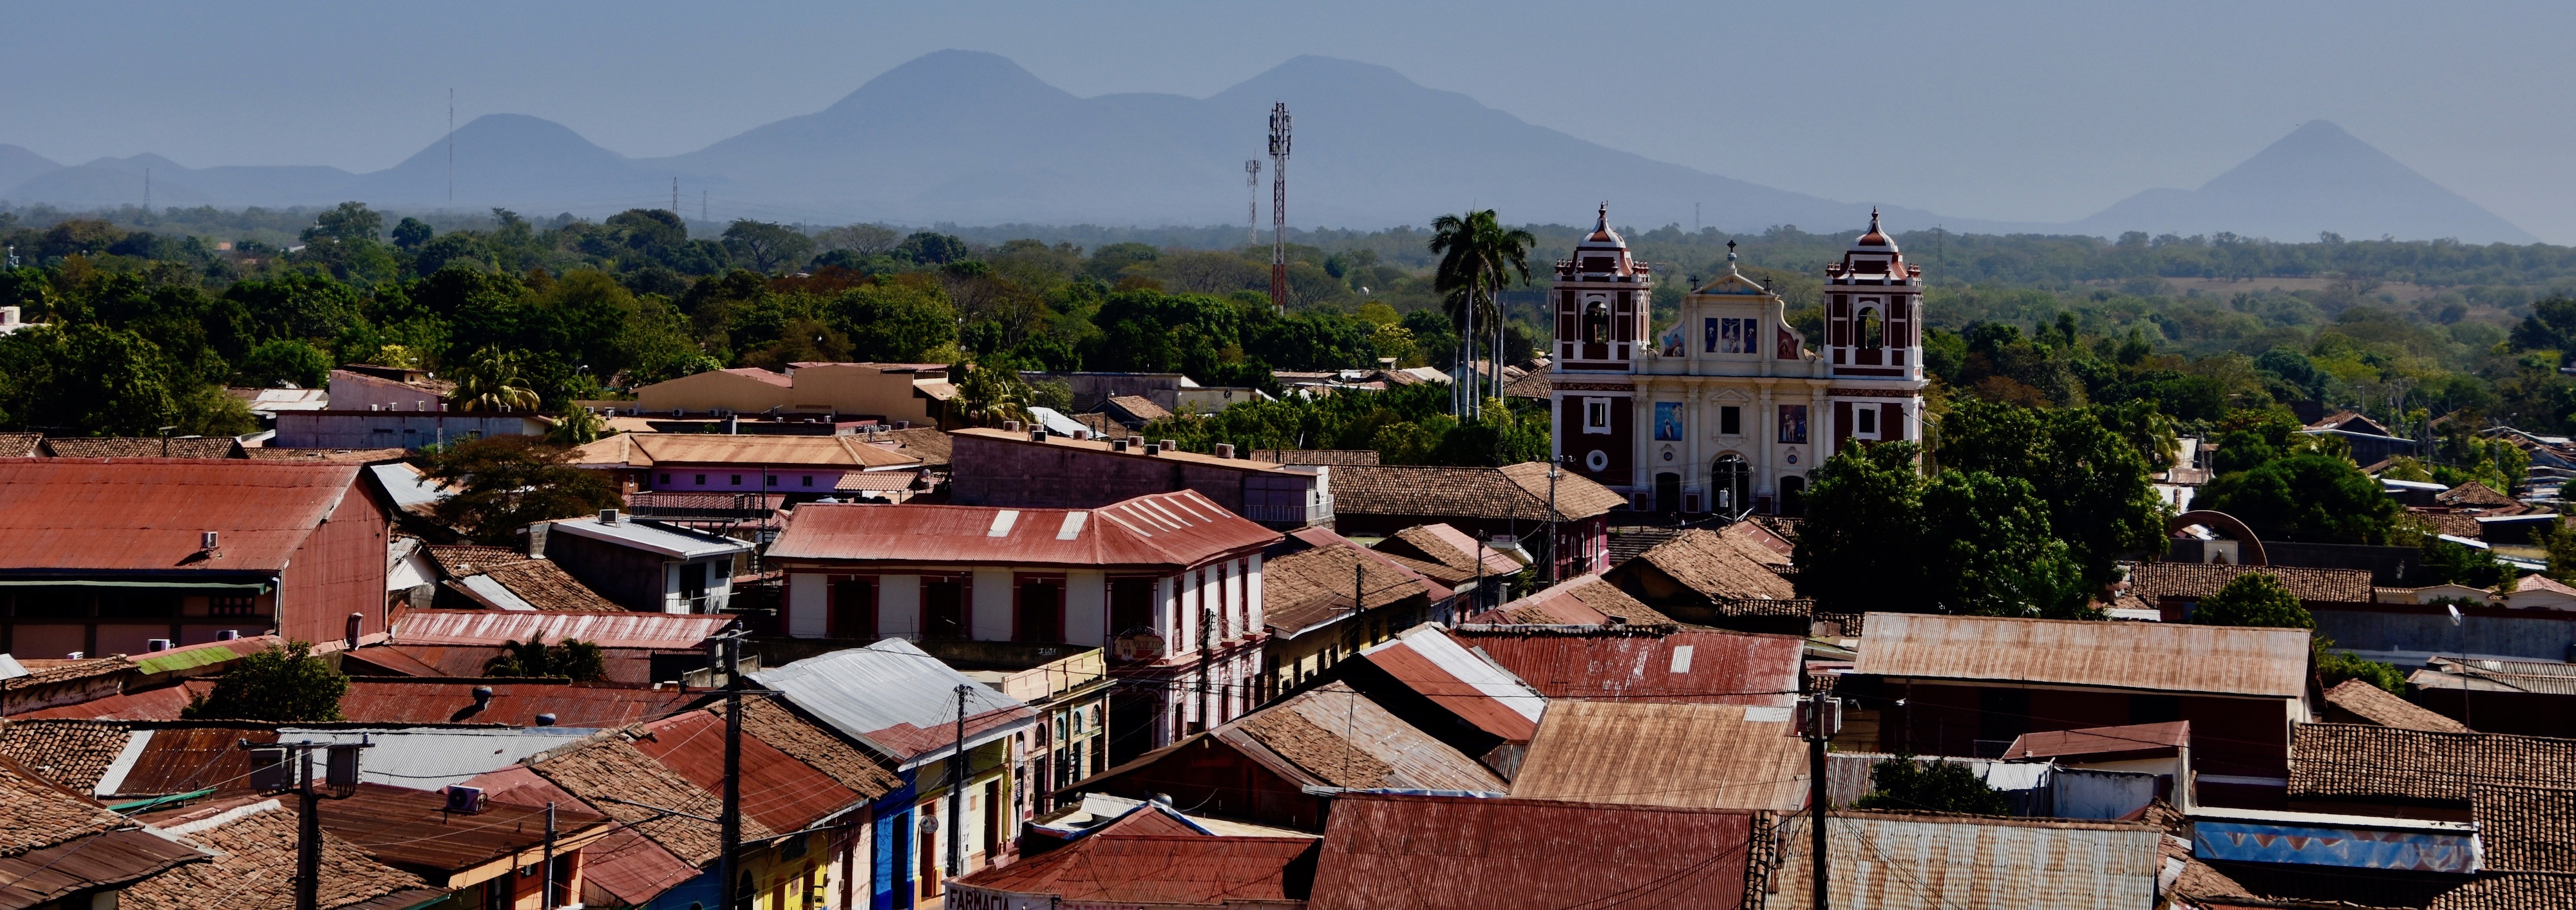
[1244,160,1262,247]
[1267,103,1291,313]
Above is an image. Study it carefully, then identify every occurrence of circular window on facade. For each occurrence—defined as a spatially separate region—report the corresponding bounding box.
[1585,450,1609,471]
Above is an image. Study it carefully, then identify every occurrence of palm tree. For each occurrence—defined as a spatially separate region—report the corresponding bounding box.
[1429,209,1535,417]
[451,348,541,413]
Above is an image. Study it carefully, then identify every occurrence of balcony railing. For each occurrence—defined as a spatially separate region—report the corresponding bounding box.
[1240,500,1333,528]
[670,592,731,614]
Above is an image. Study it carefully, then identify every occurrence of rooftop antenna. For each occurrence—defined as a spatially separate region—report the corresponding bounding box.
[1245,159,1262,247]
[1268,102,1291,314]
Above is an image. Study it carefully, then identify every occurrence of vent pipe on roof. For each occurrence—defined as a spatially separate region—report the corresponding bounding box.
[202,531,219,550]
[534,712,558,726]
[469,686,493,712]
[345,612,363,649]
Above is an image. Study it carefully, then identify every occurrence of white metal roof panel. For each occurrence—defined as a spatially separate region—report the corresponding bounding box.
[549,517,757,560]
[276,726,599,789]
[750,638,1036,768]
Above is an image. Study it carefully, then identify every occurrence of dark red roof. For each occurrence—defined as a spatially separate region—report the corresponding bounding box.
[952,833,1314,905]
[2002,721,2190,761]
[13,681,210,721]
[627,710,862,832]
[1309,793,1754,910]
[1453,628,1803,707]
[106,725,276,797]
[768,491,1278,570]
[0,459,363,572]
[336,679,703,726]
[316,783,607,873]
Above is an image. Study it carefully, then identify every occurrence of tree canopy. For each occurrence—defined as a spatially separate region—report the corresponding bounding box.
[182,641,348,722]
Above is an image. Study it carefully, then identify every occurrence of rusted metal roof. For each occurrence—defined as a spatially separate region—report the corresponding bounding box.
[345,643,665,683]
[1454,627,1803,707]
[1508,701,1808,812]
[1217,681,1505,793]
[767,490,1280,571]
[99,725,278,797]
[314,783,608,878]
[337,679,704,726]
[390,609,734,649]
[629,709,863,832]
[1853,612,2311,698]
[0,459,361,572]
[1768,811,2164,910]
[523,736,774,866]
[10,681,208,721]
[0,828,205,910]
[712,697,900,800]
[2001,720,2190,761]
[1352,626,1545,744]
[951,833,1315,906]
[571,431,920,469]
[1308,793,1754,910]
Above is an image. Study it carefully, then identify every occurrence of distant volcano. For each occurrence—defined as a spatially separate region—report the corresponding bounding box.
[2070,120,2534,244]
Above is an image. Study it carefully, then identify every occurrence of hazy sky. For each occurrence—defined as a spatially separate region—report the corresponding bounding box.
[4,1,2568,241]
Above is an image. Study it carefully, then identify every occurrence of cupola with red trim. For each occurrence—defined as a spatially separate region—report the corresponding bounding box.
[1822,209,1923,381]
[1551,204,1653,372]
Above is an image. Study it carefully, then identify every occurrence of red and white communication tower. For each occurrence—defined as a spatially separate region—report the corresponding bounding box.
[1267,102,1291,313]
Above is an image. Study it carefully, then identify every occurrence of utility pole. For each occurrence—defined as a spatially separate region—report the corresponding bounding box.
[541,802,558,910]
[1267,103,1291,314]
[1803,678,1831,910]
[1245,160,1262,247]
[672,179,680,217]
[948,683,973,882]
[714,632,744,910]
[243,738,370,910]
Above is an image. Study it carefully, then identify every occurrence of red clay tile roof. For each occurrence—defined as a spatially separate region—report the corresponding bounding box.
[0,754,128,855]
[714,697,900,800]
[1253,449,1381,466]
[2322,679,2471,733]
[629,709,864,833]
[1473,577,1676,628]
[1624,527,1797,600]
[1372,524,1521,583]
[1262,541,1448,637]
[314,783,607,874]
[2431,873,2576,910]
[0,459,364,573]
[469,559,628,612]
[41,437,240,459]
[0,720,133,792]
[769,491,1279,571]
[0,434,42,458]
[876,427,951,467]
[952,833,1315,905]
[528,735,774,866]
[2289,723,2576,802]
[1328,462,1626,522]
[2440,482,2521,508]
[1308,793,1753,910]
[1101,395,1171,424]
[1217,681,1506,793]
[2125,562,2376,604]
[243,447,409,464]
[129,797,433,910]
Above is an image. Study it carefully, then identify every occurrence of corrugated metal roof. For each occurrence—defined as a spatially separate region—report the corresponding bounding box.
[314,783,609,875]
[343,644,668,685]
[1853,612,2311,697]
[1308,793,1754,910]
[766,491,1279,571]
[1354,625,1544,743]
[1508,701,1807,812]
[2001,721,2190,761]
[100,726,277,797]
[629,710,862,832]
[951,833,1314,905]
[128,797,433,910]
[1768,811,2166,910]
[273,727,600,790]
[572,432,920,469]
[545,516,754,559]
[392,609,734,649]
[0,828,205,910]
[366,462,446,511]
[749,638,1036,768]
[1454,628,1803,706]
[456,575,536,611]
[0,459,360,572]
[10,681,209,721]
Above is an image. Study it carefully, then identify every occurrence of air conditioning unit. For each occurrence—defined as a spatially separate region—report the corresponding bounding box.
[444,785,487,814]
[146,639,172,652]
[247,747,290,792]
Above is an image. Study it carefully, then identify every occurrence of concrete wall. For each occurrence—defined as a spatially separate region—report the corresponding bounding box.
[274,412,546,449]
[545,530,671,612]
[780,364,941,424]
[327,370,447,412]
[947,433,1265,514]
[2313,603,2576,662]
[2264,542,2423,586]
[630,369,791,414]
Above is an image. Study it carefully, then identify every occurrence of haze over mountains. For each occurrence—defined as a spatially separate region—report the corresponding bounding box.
[0,51,2537,244]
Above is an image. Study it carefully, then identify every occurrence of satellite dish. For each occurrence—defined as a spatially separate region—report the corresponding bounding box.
[2448,603,2464,626]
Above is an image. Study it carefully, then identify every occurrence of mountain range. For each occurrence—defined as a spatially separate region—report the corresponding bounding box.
[0,51,2539,244]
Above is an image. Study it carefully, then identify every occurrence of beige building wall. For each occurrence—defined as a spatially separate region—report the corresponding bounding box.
[631,370,793,414]
[631,364,945,424]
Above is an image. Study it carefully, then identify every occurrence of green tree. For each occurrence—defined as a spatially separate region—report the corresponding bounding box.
[544,406,608,445]
[1429,209,1535,415]
[898,231,972,265]
[182,640,348,722]
[2418,537,2511,589]
[237,338,332,388]
[0,323,183,435]
[720,220,815,274]
[1853,755,2009,815]
[421,436,623,545]
[1796,441,2087,617]
[2193,572,2315,628]
[301,202,384,245]
[828,281,958,362]
[2200,453,2400,544]
[390,217,433,251]
[1933,399,2168,589]
[450,347,541,412]
[953,361,1034,427]
[482,634,607,681]
[1796,442,1927,614]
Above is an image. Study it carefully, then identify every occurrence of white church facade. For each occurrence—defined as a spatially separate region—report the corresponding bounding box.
[1549,206,1929,515]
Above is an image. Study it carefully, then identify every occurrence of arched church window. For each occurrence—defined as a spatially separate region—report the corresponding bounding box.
[1857,307,1884,348]
[1712,455,1751,515]
[1582,299,1611,344]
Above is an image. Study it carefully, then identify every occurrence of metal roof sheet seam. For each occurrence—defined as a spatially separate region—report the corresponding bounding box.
[748,638,1036,768]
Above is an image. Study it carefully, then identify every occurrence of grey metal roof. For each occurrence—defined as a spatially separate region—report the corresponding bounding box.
[750,638,1036,770]
[266,726,601,790]
[547,515,756,560]
[367,462,446,511]
[457,575,537,611]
